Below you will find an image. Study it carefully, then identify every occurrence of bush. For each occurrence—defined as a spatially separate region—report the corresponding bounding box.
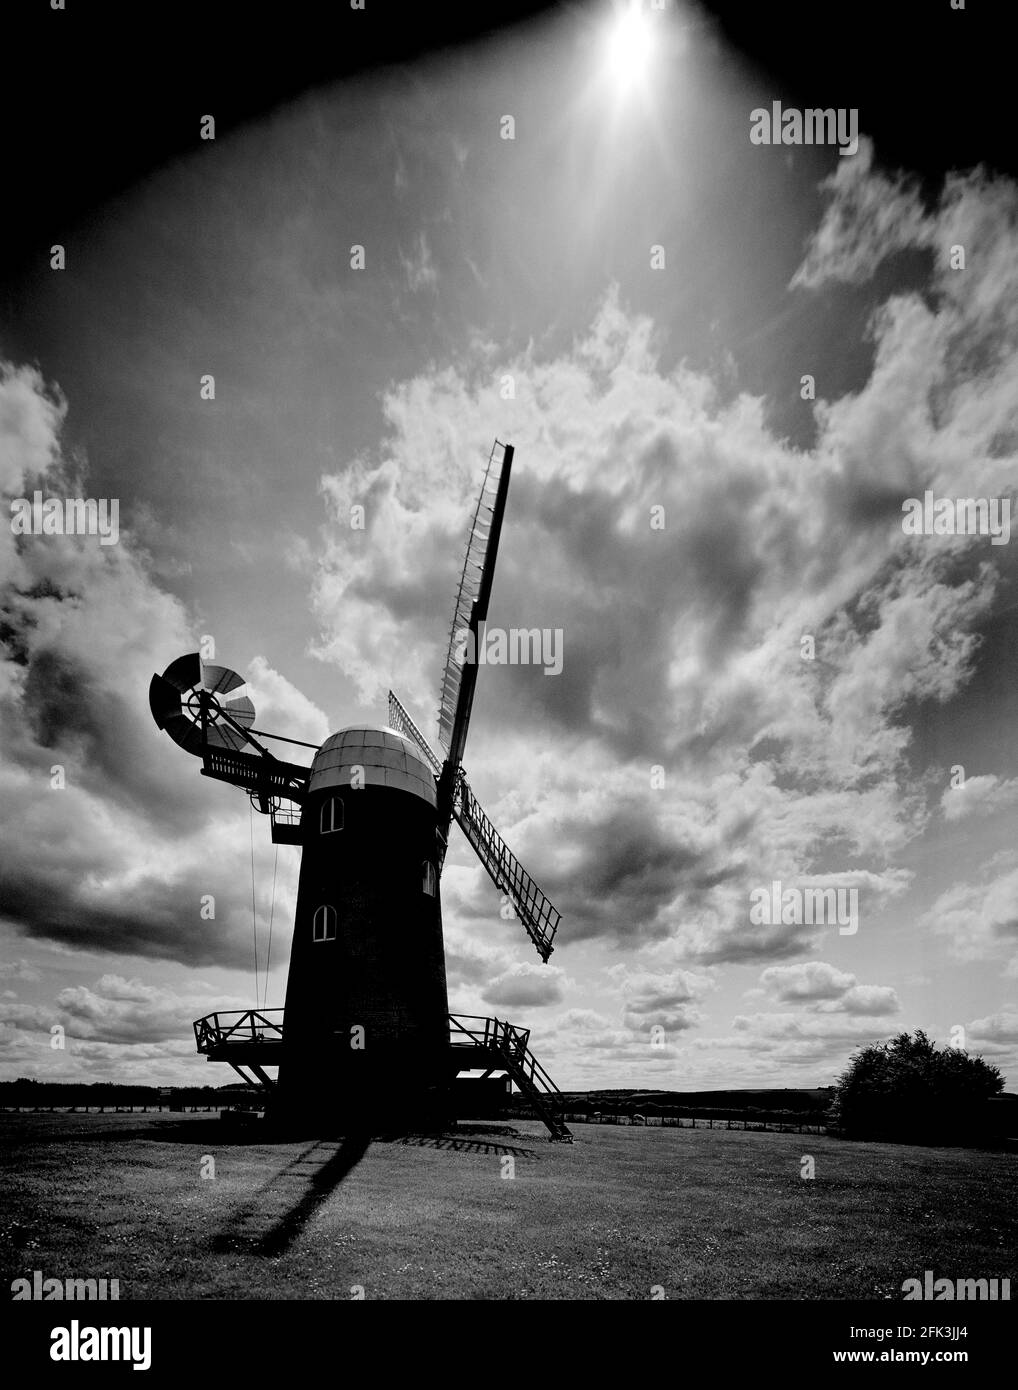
[827,1030,1003,1143]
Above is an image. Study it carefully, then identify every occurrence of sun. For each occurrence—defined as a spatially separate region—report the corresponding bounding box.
[603,1,655,92]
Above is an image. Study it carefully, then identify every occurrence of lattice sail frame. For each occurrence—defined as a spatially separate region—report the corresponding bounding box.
[436,440,509,753]
[388,689,560,962]
[388,690,441,775]
[454,779,560,962]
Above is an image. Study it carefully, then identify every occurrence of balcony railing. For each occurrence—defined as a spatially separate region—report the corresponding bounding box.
[193,1009,533,1057]
[194,1009,285,1053]
[448,1013,531,1058]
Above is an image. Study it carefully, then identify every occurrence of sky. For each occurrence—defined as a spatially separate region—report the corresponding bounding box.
[1,1,1017,1093]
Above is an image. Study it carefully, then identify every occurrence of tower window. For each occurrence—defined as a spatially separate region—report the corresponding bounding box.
[313,905,337,942]
[422,861,436,897]
[320,797,344,834]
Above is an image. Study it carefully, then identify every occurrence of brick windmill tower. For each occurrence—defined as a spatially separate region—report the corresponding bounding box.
[148,442,570,1139]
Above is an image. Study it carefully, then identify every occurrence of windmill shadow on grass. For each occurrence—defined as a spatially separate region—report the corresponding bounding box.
[395,1133,536,1157]
[212,1132,371,1257]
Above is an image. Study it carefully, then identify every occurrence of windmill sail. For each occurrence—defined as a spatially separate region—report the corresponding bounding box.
[437,440,513,758]
[388,690,441,775]
[390,690,561,962]
[392,444,562,964]
[455,775,561,963]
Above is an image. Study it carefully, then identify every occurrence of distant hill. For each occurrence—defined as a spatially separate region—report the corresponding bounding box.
[555,1088,834,1116]
[519,1087,1018,1142]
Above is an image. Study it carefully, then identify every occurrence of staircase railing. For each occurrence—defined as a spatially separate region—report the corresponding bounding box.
[448,1013,572,1142]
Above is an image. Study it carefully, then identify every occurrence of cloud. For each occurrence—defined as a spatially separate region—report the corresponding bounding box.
[399,231,438,293]
[921,862,1018,961]
[758,961,856,1002]
[0,998,57,1030]
[753,961,899,1021]
[941,774,1018,823]
[53,974,247,1044]
[968,1010,1018,1045]
[607,964,713,1031]
[0,971,254,1085]
[833,984,900,1016]
[539,1007,684,1070]
[481,961,566,1008]
[306,146,1018,969]
[245,655,329,752]
[790,139,933,290]
[0,959,42,983]
[0,1018,209,1085]
[0,361,302,968]
[731,1011,894,1042]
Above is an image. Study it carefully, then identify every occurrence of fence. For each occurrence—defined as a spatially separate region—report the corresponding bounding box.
[0,1104,226,1114]
[562,1112,826,1134]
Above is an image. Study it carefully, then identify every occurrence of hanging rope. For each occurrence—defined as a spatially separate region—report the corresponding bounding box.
[263,841,279,1010]
[249,802,259,1006]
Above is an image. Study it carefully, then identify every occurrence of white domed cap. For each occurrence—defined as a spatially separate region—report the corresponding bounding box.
[308,727,437,807]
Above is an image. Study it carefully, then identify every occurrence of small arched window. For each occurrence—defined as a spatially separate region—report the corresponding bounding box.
[320,797,343,834]
[312,905,337,942]
[422,861,436,897]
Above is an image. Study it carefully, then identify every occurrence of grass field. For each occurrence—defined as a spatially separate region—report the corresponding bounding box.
[1,1113,1015,1300]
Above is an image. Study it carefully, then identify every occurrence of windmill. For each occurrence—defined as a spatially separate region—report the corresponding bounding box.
[148,441,571,1140]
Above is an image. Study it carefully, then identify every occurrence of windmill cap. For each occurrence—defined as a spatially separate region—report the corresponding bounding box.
[308,726,437,807]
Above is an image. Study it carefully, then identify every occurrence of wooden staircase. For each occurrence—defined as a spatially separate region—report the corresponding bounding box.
[449,1015,573,1142]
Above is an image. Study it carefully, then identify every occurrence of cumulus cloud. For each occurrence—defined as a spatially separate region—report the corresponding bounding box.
[833,985,901,1016]
[0,362,301,968]
[481,961,566,1008]
[921,862,1018,961]
[306,150,1018,972]
[941,774,1018,823]
[968,1010,1018,1045]
[686,1010,902,1078]
[53,974,248,1044]
[758,961,856,1002]
[245,655,329,753]
[0,971,255,1085]
[607,964,714,1031]
[752,961,899,1020]
[536,1007,685,1078]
